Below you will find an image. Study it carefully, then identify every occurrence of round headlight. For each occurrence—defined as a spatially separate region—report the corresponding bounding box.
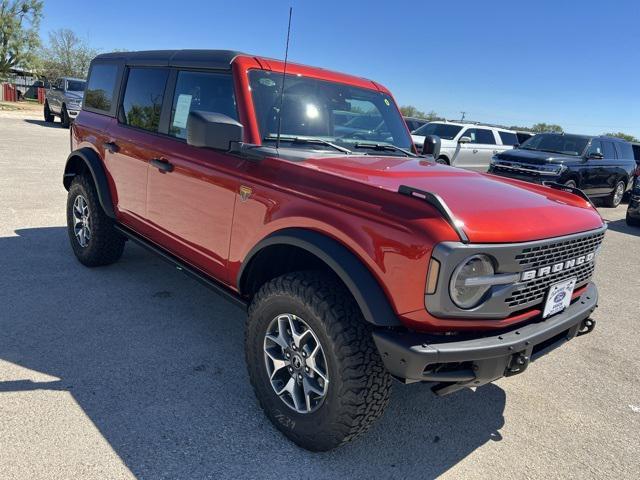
[449,254,495,309]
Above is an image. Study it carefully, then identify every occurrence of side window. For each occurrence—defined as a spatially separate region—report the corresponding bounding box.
[85,64,119,113]
[169,70,237,139]
[601,141,616,159]
[613,141,633,160]
[585,140,602,156]
[121,67,169,133]
[498,131,518,146]
[463,128,496,144]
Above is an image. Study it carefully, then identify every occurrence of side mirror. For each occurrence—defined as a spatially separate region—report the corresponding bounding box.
[421,134,441,159]
[458,136,472,144]
[513,143,520,149]
[187,111,243,151]
[587,152,604,160]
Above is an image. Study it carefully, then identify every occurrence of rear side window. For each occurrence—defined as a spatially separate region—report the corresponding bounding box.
[613,141,633,160]
[121,67,169,133]
[464,128,496,145]
[84,64,119,113]
[498,131,518,146]
[632,144,640,161]
[601,141,617,159]
[169,70,237,139]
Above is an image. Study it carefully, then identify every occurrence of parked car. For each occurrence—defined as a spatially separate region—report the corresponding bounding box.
[626,175,640,225]
[516,131,535,144]
[489,133,636,207]
[65,49,604,451]
[44,77,86,127]
[411,121,518,170]
[403,116,428,133]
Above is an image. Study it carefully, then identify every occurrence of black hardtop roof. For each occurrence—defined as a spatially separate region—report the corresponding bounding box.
[534,132,629,143]
[93,49,246,70]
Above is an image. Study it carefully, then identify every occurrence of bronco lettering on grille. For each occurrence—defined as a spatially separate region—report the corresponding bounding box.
[520,252,595,281]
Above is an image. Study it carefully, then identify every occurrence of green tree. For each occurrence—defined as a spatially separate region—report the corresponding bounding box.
[602,132,638,142]
[400,105,426,118]
[35,29,98,80]
[531,122,564,133]
[0,0,43,79]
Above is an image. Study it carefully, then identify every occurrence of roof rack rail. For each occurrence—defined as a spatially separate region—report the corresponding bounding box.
[398,185,469,243]
[542,181,597,209]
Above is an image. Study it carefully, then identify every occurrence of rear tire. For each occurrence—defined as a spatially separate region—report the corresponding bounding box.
[61,104,70,128]
[66,175,125,266]
[603,180,625,208]
[436,156,449,165]
[245,271,391,451]
[44,102,54,122]
[564,179,577,189]
[626,212,640,226]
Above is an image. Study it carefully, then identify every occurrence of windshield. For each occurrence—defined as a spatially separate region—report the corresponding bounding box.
[520,133,589,156]
[413,122,463,140]
[249,70,412,152]
[66,80,86,92]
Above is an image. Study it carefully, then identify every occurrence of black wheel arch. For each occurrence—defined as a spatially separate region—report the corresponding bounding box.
[63,147,116,219]
[238,228,401,327]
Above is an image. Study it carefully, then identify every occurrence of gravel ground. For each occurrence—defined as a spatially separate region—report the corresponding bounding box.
[0,110,638,479]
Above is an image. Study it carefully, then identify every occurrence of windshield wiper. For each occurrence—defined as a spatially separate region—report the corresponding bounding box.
[352,142,415,157]
[263,136,352,154]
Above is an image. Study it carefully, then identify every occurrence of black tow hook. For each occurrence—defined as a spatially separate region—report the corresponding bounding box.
[577,318,596,336]
[505,352,530,376]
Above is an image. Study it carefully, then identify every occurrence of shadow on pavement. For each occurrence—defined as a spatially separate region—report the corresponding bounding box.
[23,118,64,128]
[0,227,506,479]
[603,218,639,237]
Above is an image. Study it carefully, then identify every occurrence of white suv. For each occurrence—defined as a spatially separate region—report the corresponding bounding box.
[412,121,518,171]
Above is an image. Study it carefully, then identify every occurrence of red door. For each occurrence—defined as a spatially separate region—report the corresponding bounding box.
[144,136,242,284]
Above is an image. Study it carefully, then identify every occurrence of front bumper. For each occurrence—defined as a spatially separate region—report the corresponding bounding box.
[373,282,597,395]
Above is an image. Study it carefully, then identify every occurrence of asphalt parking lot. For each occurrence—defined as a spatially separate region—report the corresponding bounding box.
[1,109,639,480]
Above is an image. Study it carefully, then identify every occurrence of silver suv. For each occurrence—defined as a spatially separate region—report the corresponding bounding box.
[44,77,86,128]
[412,121,518,171]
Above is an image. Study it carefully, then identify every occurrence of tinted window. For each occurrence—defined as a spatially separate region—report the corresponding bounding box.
[498,131,518,146]
[613,141,633,160]
[520,134,589,156]
[85,64,118,112]
[463,128,496,145]
[121,67,169,132]
[516,132,533,144]
[66,80,86,92]
[601,141,616,159]
[632,144,640,161]
[169,71,237,139]
[413,122,463,140]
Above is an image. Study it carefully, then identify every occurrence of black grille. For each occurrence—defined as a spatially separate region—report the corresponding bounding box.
[515,231,605,269]
[506,262,594,307]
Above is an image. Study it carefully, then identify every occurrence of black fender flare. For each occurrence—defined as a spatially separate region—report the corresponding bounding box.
[63,147,116,219]
[238,228,401,327]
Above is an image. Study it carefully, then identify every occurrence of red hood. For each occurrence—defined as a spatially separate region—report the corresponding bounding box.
[301,155,604,243]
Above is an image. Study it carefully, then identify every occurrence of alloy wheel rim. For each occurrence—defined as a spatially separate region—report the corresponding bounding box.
[263,313,329,414]
[72,195,91,247]
[614,183,624,205]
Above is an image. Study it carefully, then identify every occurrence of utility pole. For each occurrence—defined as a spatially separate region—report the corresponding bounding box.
[460,111,466,121]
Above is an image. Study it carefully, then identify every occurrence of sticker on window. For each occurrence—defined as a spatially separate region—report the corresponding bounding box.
[173,94,193,129]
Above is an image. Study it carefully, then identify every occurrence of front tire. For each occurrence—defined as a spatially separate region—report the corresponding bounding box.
[61,104,70,128]
[44,101,54,122]
[564,179,577,189]
[627,212,640,226]
[66,175,125,266]
[604,180,625,208]
[436,156,449,165]
[245,271,392,451]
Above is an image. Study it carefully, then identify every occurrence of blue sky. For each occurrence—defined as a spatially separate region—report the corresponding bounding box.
[41,0,639,137]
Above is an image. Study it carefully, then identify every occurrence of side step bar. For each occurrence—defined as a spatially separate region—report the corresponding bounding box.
[114,224,248,310]
[398,185,469,243]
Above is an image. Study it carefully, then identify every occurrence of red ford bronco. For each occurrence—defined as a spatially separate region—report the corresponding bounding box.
[64,50,605,451]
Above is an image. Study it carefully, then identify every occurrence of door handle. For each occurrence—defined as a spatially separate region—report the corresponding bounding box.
[103,141,119,153]
[150,158,174,173]
[473,149,478,154]
[493,150,498,154]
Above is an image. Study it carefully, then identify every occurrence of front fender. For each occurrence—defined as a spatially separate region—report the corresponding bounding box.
[238,228,401,327]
